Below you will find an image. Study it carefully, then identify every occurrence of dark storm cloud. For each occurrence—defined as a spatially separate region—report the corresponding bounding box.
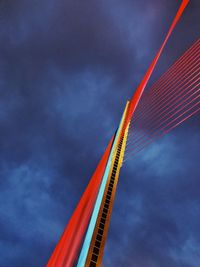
[0,0,199,266]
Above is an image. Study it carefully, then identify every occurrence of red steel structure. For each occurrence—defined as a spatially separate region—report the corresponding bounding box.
[46,1,200,266]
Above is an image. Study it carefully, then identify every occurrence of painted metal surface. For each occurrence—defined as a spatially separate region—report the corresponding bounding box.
[77,103,129,267]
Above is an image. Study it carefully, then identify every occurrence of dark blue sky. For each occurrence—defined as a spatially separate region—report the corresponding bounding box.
[0,0,200,266]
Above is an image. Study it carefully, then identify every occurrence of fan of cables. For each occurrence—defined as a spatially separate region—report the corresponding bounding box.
[124,38,200,162]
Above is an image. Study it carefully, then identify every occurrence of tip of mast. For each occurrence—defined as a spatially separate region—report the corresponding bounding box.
[182,0,190,7]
